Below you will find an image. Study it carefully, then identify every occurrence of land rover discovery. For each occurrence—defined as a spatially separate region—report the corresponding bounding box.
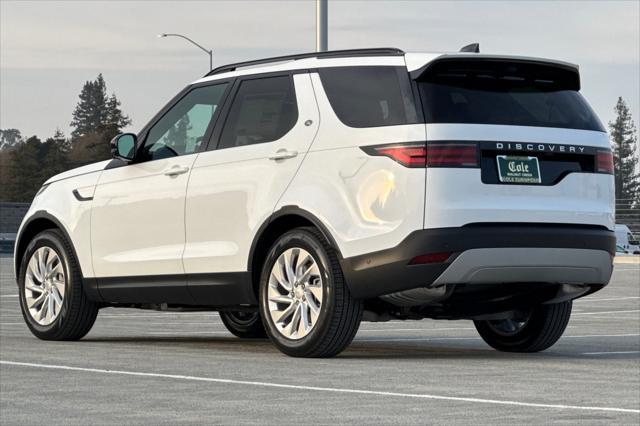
[15,47,615,357]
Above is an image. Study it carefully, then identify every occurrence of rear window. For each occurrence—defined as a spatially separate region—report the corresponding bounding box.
[319,66,419,128]
[417,60,604,131]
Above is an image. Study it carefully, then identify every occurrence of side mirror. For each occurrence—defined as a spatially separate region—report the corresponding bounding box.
[110,133,137,161]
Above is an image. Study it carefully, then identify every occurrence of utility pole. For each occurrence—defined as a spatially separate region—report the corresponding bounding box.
[316,0,328,52]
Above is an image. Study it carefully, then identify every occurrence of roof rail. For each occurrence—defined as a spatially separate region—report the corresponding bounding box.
[204,48,405,77]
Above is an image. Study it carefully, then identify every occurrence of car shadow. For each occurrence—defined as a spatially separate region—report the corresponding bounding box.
[79,335,640,361]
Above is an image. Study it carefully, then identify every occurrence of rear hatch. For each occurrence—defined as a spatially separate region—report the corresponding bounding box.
[412,57,615,230]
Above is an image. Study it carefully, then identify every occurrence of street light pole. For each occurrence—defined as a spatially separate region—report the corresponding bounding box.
[316,0,328,52]
[158,33,213,71]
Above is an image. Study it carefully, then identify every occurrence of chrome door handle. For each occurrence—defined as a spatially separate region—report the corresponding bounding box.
[164,165,190,177]
[268,149,298,161]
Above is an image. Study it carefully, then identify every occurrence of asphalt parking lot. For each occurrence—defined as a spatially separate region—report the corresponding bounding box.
[0,254,638,425]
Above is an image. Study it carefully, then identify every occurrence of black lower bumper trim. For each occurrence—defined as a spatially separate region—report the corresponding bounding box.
[340,224,615,299]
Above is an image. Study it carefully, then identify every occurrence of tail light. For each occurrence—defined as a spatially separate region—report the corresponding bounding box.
[361,142,478,168]
[596,150,614,174]
[426,143,479,167]
[366,144,427,168]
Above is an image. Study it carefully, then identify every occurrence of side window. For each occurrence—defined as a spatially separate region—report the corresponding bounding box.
[218,76,297,149]
[319,66,418,128]
[141,83,228,161]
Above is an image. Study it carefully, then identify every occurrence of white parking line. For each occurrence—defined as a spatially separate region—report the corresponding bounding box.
[0,360,636,414]
[357,333,639,343]
[562,333,639,338]
[0,294,18,298]
[151,329,472,336]
[582,351,640,355]
[572,310,640,316]
[579,296,640,302]
[358,327,476,333]
[98,314,219,319]
[99,321,224,326]
[145,331,231,335]
[357,336,480,342]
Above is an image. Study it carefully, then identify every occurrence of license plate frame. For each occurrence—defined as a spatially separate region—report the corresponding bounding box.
[496,155,542,184]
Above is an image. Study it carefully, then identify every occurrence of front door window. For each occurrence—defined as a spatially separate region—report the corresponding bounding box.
[141,83,228,161]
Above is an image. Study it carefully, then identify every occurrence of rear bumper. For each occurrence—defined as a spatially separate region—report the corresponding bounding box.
[340,224,615,299]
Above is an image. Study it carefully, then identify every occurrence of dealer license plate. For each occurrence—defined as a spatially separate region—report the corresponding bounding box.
[496,155,541,184]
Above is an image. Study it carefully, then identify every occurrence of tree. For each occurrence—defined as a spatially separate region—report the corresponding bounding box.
[0,149,14,200]
[1,136,43,202]
[41,129,71,181]
[609,97,640,204]
[70,74,109,139]
[1,75,132,201]
[67,132,110,167]
[69,74,131,167]
[51,128,70,151]
[0,128,23,150]
[105,93,132,139]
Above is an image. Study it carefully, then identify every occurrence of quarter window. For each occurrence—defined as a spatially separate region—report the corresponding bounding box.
[319,66,418,128]
[141,83,228,161]
[218,76,298,149]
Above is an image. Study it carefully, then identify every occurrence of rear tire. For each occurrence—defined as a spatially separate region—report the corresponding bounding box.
[259,227,363,357]
[220,311,267,338]
[474,301,572,352]
[18,229,99,340]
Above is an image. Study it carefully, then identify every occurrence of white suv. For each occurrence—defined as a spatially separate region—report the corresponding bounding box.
[15,47,615,357]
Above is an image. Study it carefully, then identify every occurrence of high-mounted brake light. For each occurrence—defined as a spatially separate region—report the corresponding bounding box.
[361,142,479,168]
[596,150,614,174]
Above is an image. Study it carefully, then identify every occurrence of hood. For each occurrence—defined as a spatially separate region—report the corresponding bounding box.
[44,160,111,185]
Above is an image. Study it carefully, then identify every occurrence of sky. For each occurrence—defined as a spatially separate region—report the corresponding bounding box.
[1,0,639,139]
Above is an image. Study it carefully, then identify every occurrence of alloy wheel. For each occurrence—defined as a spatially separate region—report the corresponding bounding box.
[24,246,66,326]
[267,247,323,340]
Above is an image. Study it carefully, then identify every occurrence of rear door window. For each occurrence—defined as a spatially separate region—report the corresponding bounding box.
[319,66,418,128]
[417,60,604,131]
[218,75,298,149]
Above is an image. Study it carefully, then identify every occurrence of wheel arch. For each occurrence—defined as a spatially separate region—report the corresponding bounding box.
[248,206,341,298]
[14,211,80,281]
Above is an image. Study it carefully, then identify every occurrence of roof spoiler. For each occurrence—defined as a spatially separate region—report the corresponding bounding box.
[459,43,480,53]
[409,56,581,90]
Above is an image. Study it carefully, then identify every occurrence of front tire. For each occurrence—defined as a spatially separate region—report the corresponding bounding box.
[18,229,98,340]
[259,227,363,357]
[220,311,267,338]
[474,301,572,352]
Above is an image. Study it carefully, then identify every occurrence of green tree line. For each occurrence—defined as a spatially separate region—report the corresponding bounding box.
[0,74,130,202]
